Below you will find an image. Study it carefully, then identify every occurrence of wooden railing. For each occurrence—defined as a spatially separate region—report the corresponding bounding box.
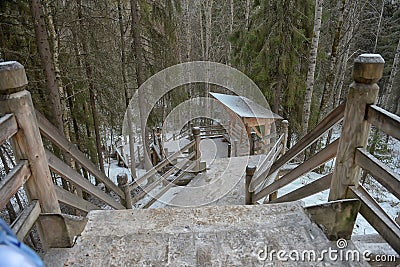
[117,127,201,208]
[245,54,400,254]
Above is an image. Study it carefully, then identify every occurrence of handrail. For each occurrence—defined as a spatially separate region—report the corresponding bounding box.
[249,134,284,192]
[36,110,125,199]
[0,160,31,209]
[0,113,18,146]
[269,173,332,204]
[267,103,345,176]
[366,104,400,141]
[131,152,195,205]
[355,148,400,200]
[129,140,195,190]
[349,185,400,254]
[253,139,338,202]
[45,149,125,209]
[10,200,41,240]
[54,186,100,213]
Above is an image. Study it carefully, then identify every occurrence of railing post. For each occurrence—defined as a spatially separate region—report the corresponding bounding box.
[245,165,256,204]
[117,173,132,209]
[250,131,256,155]
[234,139,238,157]
[192,127,201,172]
[329,54,384,201]
[227,143,231,158]
[0,61,66,247]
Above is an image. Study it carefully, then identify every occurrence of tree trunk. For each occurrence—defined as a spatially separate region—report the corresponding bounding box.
[301,0,323,137]
[317,0,346,122]
[131,0,152,172]
[76,0,105,173]
[30,0,64,132]
[383,37,400,110]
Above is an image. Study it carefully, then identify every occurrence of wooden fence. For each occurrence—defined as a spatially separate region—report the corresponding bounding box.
[245,54,400,254]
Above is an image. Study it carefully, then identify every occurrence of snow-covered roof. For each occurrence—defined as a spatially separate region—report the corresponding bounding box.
[210,92,282,120]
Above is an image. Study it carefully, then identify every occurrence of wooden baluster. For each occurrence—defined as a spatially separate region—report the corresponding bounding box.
[245,165,256,205]
[117,173,132,209]
[329,54,384,201]
[192,127,201,172]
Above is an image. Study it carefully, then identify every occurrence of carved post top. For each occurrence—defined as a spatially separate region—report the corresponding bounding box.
[0,61,28,94]
[192,126,200,136]
[353,54,385,84]
[282,120,289,127]
[246,165,256,176]
[117,173,128,185]
[250,131,256,138]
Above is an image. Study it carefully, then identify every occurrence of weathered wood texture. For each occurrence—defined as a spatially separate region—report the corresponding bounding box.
[270,173,332,204]
[329,54,384,201]
[349,186,400,254]
[0,160,31,209]
[54,186,100,213]
[245,165,256,205]
[0,61,61,214]
[355,148,400,200]
[0,113,18,146]
[267,103,345,176]
[36,110,125,199]
[253,139,338,202]
[11,200,41,240]
[366,104,400,141]
[45,149,125,209]
[129,140,195,190]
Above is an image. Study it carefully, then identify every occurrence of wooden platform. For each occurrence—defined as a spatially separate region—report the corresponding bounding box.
[44,202,368,266]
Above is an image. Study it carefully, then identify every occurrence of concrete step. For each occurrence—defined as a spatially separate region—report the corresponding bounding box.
[44,202,368,266]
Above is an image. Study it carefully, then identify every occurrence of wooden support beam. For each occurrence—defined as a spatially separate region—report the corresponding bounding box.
[253,139,338,202]
[366,105,400,141]
[45,149,125,210]
[267,103,345,176]
[36,110,125,199]
[305,199,360,240]
[270,173,332,204]
[0,160,31,209]
[54,186,100,213]
[329,54,384,201]
[11,200,41,240]
[0,113,18,146]
[349,186,400,254]
[355,148,400,200]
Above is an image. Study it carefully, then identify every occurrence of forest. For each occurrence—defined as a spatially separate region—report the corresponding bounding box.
[0,0,399,173]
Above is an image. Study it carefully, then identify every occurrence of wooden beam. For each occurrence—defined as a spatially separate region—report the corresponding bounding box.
[36,110,125,199]
[367,105,400,141]
[0,113,18,146]
[349,186,400,254]
[0,160,31,209]
[270,173,332,203]
[11,200,41,240]
[129,140,195,190]
[45,149,125,210]
[355,148,400,200]
[253,139,338,202]
[54,186,100,213]
[267,103,345,176]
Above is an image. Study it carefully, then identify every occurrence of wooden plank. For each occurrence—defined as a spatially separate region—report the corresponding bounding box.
[143,162,197,208]
[367,105,400,141]
[253,139,338,202]
[270,173,332,203]
[0,113,18,146]
[131,153,195,204]
[11,200,41,240]
[0,160,31,209]
[36,110,125,199]
[267,103,345,176]
[45,149,125,210]
[129,140,195,190]
[54,185,100,213]
[349,186,400,254]
[355,148,400,200]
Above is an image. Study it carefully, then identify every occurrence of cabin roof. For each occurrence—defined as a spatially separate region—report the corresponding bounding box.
[209,92,282,120]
